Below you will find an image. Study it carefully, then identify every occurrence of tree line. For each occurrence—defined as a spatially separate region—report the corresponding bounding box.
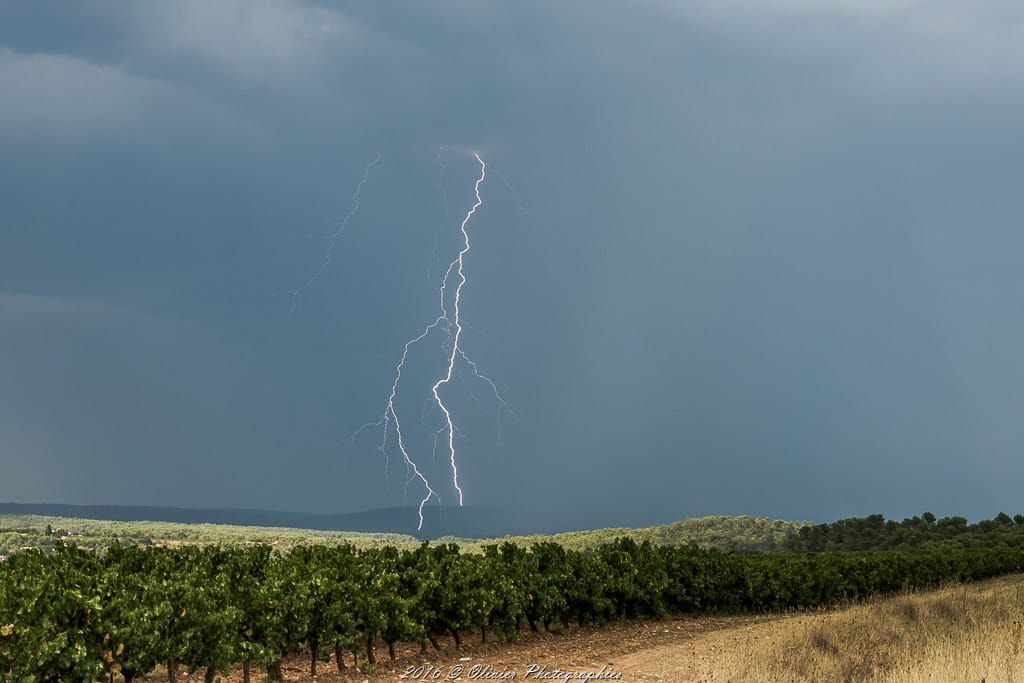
[785,512,1024,552]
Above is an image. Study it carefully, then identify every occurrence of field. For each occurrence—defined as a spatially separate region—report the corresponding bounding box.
[0,512,806,556]
[4,512,1024,681]
[0,514,420,555]
[619,573,1024,682]
[121,574,1024,682]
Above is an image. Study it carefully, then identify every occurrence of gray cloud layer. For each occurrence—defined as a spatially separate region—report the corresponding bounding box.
[1,1,1022,528]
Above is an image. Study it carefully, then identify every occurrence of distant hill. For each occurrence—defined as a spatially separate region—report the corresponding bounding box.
[0,503,812,556]
[0,502,561,540]
[0,503,307,528]
[482,515,809,553]
[0,503,811,553]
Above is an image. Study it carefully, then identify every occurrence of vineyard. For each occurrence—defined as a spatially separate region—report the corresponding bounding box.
[2,540,1023,682]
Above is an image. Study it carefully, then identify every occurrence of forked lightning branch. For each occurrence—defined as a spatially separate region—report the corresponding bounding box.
[292,151,513,529]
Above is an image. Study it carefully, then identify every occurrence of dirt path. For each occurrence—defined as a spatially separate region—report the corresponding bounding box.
[609,615,800,682]
[141,612,792,682]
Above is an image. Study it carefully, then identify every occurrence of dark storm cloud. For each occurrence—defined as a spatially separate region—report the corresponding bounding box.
[2,1,1023,529]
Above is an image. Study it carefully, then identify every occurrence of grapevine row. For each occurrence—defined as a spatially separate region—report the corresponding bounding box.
[1,540,1022,681]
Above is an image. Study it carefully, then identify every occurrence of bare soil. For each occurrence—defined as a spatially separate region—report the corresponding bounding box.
[138,612,791,682]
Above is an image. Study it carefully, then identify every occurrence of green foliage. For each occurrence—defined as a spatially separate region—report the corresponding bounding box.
[2,517,1024,680]
[0,545,106,682]
[786,512,1024,552]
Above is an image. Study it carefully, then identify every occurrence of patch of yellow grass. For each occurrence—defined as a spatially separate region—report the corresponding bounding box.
[693,574,1024,682]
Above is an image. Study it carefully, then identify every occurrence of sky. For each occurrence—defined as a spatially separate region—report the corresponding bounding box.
[2,1,1024,531]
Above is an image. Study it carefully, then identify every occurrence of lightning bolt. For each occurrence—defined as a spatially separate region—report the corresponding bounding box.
[431,153,486,505]
[288,154,381,318]
[382,316,445,526]
[343,315,445,529]
[348,152,510,530]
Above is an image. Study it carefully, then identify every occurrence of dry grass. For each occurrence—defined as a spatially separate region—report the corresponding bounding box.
[688,574,1024,682]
